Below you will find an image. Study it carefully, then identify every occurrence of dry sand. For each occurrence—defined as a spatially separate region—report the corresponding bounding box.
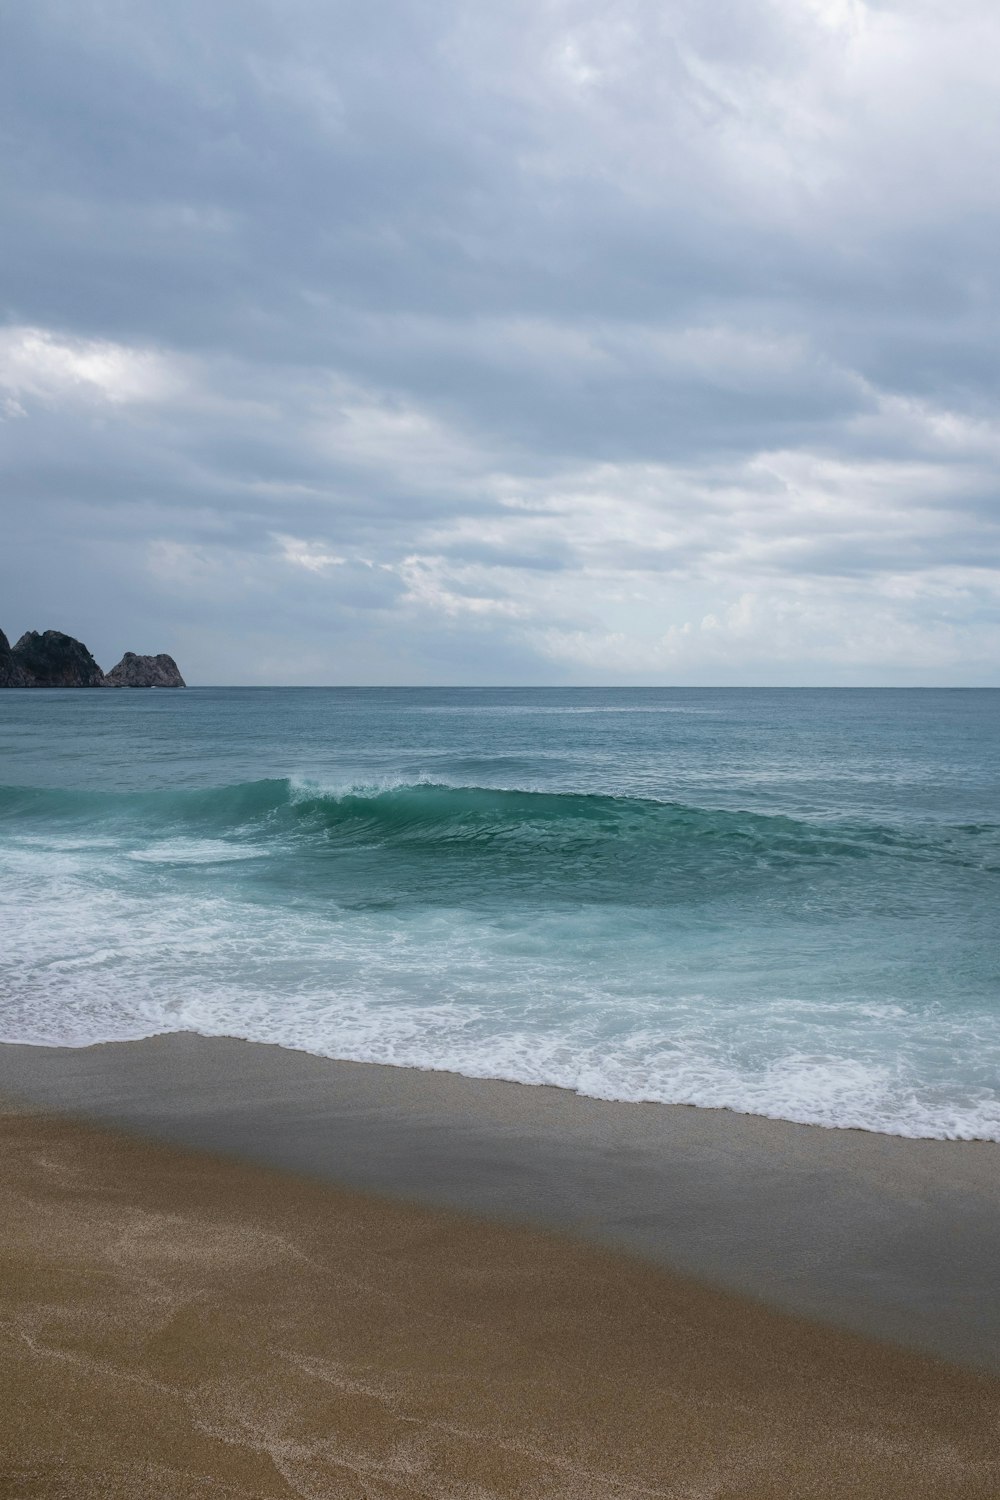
[2,1106,999,1500]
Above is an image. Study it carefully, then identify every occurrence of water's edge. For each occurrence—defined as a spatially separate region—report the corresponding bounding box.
[2,1030,997,1374]
[4,687,998,1146]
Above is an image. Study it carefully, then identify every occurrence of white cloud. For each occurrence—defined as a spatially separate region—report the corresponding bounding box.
[0,327,178,407]
[3,1,1000,681]
[308,382,494,484]
[273,534,346,573]
[393,555,529,619]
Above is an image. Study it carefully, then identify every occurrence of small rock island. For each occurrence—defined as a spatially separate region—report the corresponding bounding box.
[104,651,187,689]
[0,628,185,688]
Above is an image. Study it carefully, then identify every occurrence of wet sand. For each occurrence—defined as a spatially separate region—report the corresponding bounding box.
[0,1033,998,1371]
[3,1104,1000,1499]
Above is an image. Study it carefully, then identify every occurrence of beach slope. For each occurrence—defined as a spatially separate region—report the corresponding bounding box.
[2,1106,1000,1499]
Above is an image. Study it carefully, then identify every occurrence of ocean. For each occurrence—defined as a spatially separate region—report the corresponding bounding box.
[1,686,998,1140]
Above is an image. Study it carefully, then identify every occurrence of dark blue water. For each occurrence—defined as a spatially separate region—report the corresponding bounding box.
[2,687,998,1137]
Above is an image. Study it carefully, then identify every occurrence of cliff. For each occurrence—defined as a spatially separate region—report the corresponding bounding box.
[0,628,186,687]
[104,652,186,688]
[12,630,107,688]
[0,628,32,687]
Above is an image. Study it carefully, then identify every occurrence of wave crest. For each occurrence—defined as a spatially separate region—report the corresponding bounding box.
[1,776,991,869]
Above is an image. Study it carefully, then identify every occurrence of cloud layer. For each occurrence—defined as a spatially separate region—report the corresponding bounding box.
[3,0,999,682]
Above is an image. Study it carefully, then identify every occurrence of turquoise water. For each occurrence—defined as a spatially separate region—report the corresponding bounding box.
[1,687,998,1138]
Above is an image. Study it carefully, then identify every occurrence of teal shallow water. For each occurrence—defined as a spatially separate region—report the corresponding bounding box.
[1,687,998,1138]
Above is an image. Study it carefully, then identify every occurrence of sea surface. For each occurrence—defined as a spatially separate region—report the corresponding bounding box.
[1,687,998,1139]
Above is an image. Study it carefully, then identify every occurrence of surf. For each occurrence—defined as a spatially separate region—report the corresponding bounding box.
[2,687,998,1142]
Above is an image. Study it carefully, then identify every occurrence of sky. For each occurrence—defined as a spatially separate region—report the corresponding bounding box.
[2,0,1000,685]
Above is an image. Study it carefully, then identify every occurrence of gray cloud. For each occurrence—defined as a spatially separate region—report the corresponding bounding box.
[2,0,1000,683]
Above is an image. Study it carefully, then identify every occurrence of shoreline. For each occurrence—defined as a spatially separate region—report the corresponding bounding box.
[11,1025,1000,1144]
[4,1108,1000,1497]
[1,1031,998,1374]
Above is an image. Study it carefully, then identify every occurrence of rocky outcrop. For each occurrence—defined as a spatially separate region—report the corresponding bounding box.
[0,627,186,687]
[104,652,186,688]
[11,630,106,687]
[0,628,32,687]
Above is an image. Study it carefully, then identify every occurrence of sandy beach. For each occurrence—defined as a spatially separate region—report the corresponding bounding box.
[2,1034,999,1370]
[3,1106,1000,1499]
[1,1036,999,1497]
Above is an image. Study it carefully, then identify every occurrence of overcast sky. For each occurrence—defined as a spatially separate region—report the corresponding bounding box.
[2,0,999,684]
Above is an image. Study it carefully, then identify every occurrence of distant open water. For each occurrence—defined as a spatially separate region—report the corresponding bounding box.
[1,687,998,1139]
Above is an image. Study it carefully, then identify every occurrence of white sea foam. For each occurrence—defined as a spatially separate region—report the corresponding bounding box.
[4,686,998,1143]
[127,838,267,864]
[2,828,999,1141]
